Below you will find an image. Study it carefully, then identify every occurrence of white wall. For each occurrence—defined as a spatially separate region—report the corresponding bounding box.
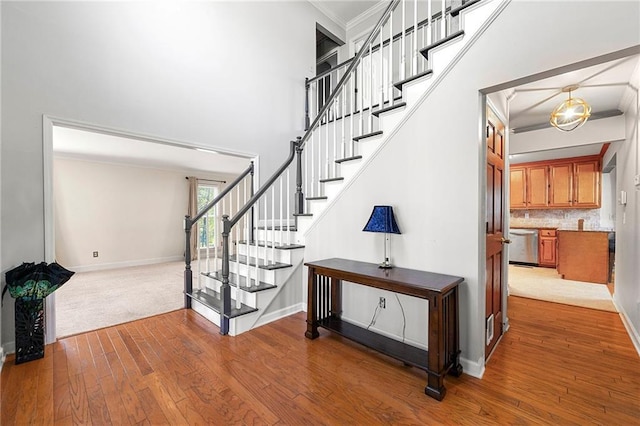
[304,0,640,375]
[611,60,640,352]
[1,1,344,348]
[53,157,236,271]
[0,0,3,366]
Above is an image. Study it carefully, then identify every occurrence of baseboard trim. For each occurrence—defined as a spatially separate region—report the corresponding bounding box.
[460,355,485,378]
[253,303,304,329]
[614,298,640,357]
[2,341,15,356]
[69,255,184,273]
[0,347,5,372]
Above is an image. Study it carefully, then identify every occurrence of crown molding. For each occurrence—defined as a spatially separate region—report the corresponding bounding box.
[309,0,347,30]
[346,1,388,32]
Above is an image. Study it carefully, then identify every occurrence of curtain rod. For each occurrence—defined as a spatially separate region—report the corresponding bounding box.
[185,177,227,184]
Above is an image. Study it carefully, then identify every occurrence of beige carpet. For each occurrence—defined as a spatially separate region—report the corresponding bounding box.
[55,261,185,337]
[508,265,617,312]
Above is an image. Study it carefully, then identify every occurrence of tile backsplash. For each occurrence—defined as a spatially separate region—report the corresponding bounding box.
[510,209,607,230]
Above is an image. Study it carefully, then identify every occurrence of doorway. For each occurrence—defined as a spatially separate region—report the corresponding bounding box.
[43,116,254,340]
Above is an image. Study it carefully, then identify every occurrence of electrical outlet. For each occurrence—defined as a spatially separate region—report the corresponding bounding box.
[379,297,386,309]
[93,251,99,258]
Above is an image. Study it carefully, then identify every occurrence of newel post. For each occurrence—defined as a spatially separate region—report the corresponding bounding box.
[295,137,304,215]
[184,215,193,309]
[220,215,231,335]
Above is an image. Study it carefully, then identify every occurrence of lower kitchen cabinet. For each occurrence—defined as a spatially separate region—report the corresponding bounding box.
[538,229,557,267]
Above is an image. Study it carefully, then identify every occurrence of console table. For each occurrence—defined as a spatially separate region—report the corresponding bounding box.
[305,258,464,401]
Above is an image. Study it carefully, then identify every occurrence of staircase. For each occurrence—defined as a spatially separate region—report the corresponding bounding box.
[183,0,505,336]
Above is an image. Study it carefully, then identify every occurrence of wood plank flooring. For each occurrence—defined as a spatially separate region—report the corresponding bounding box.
[2,296,639,424]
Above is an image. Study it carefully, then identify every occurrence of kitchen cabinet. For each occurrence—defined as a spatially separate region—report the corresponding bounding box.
[510,155,601,209]
[549,163,573,208]
[557,231,609,284]
[510,168,527,209]
[538,229,557,267]
[574,159,600,207]
[528,165,549,208]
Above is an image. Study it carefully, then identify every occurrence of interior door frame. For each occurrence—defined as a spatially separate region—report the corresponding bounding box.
[480,97,511,362]
[42,115,259,344]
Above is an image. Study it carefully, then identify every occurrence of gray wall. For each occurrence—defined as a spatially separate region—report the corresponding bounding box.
[1,1,344,350]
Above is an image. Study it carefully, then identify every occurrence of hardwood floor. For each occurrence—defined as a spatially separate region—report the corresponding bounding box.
[2,296,639,425]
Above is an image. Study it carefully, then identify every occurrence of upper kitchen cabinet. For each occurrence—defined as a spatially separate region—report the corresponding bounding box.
[510,155,601,210]
[573,159,601,208]
[549,163,573,208]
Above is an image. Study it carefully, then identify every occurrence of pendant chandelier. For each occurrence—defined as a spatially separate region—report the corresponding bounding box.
[549,85,591,132]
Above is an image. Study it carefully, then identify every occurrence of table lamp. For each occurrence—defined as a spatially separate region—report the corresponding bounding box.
[363,205,401,268]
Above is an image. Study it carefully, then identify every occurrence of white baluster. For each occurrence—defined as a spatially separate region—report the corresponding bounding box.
[286,169,290,246]
[369,43,373,131]
[441,0,446,39]
[341,83,346,159]
[333,98,338,176]
[401,0,406,81]
[279,176,283,247]
[325,110,330,178]
[389,13,394,106]
[271,186,276,266]
[380,28,384,108]
[358,62,364,137]
[197,218,202,290]
[413,0,418,76]
[350,70,355,157]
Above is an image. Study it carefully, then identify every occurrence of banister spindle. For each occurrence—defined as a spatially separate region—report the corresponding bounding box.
[304,77,310,131]
[333,98,338,177]
[369,43,373,131]
[379,27,384,108]
[413,0,418,75]
[401,0,406,80]
[389,13,394,106]
[441,0,446,39]
[286,168,291,245]
[271,186,276,265]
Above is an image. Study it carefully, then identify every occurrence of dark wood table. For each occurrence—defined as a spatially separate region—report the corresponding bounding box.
[305,258,464,401]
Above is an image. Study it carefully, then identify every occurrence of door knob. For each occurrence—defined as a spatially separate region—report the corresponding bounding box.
[500,237,512,244]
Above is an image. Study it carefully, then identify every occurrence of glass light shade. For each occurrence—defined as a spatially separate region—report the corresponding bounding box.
[550,91,591,132]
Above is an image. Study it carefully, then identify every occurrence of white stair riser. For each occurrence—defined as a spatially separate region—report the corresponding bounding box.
[236,243,294,264]
[255,229,298,244]
[202,278,258,307]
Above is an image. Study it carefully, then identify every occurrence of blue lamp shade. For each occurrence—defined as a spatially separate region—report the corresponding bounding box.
[363,206,401,234]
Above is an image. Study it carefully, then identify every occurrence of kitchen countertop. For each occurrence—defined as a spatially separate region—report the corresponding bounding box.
[510,226,558,230]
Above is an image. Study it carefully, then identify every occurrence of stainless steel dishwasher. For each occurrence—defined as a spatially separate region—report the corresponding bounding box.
[508,229,538,265]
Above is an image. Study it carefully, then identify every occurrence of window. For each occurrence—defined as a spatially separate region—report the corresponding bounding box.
[197,183,219,248]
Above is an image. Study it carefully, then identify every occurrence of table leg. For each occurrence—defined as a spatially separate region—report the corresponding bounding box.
[305,267,319,339]
[425,295,446,401]
[330,277,341,318]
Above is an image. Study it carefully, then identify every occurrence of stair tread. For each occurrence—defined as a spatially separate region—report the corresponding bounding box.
[293,213,313,217]
[201,271,277,293]
[230,254,292,270]
[335,155,363,164]
[372,102,406,117]
[186,288,258,318]
[319,177,344,183]
[236,240,305,250]
[419,30,464,59]
[306,196,328,201]
[394,70,433,90]
[353,130,383,142]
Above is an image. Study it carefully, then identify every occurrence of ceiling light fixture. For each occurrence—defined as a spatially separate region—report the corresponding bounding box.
[549,85,591,132]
